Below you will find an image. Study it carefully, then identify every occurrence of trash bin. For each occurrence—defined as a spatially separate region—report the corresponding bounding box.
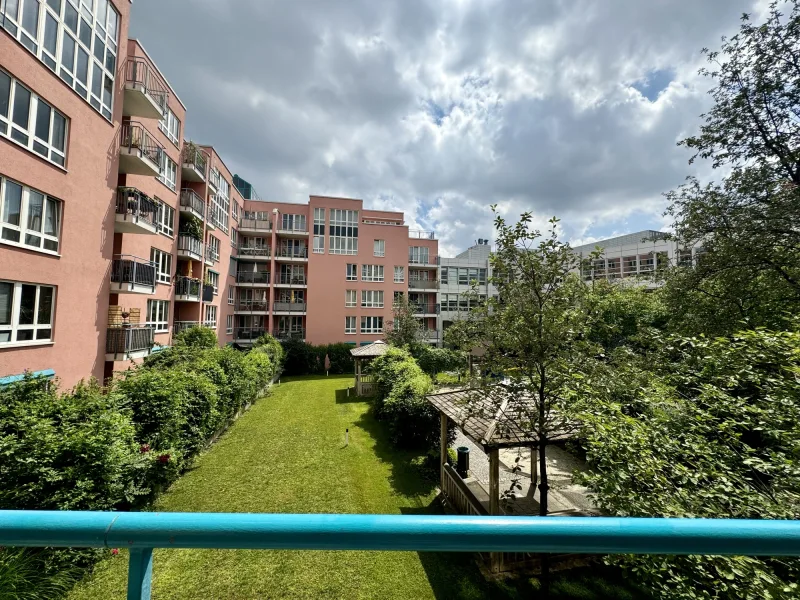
[456,446,470,478]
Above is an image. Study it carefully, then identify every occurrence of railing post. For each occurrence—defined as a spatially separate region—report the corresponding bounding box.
[127,547,153,600]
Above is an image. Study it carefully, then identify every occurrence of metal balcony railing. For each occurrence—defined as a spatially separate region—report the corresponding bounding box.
[116,188,159,228]
[236,271,270,285]
[181,144,207,175]
[120,121,163,166]
[124,58,168,113]
[235,299,269,312]
[105,326,154,356]
[110,255,157,291]
[273,302,307,312]
[238,245,271,258]
[277,273,307,285]
[173,321,203,335]
[411,303,439,315]
[408,279,439,290]
[2,511,800,600]
[273,328,306,340]
[179,189,205,217]
[205,244,219,263]
[239,218,272,231]
[409,230,435,240]
[177,235,203,257]
[233,326,268,341]
[175,276,201,298]
[277,247,308,259]
[409,255,439,266]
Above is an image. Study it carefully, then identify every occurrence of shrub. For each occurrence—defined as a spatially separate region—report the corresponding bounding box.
[253,333,284,369]
[243,349,274,393]
[315,343,355,374]
[412,345,465,377]
[281,338,318,375]
[174,326,218,349]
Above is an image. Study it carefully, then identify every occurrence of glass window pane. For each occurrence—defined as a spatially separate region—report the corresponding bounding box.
[16,329,34,341]
[91,61,101,96]
[62,34,76,70]
[24,233,41,247]
[21,0,39,37]
[0,71,10,119]
[106,5,117,42]
[35,99,51,141]
[64,2,77,33]
[76,47,89,84]
[44,13,58,54]
[47,0,62,14]
[27,190,44,232]
[12,85,31,129]
[0,282,12,326]
[36,328,52,340]
[44,198,58,235]
[104,47,115,72]
[78,17,91,46]
[51,112,65,151]
[102,74,112,106]
[18,284,36,325]
[5,0,20,21]
[93,34,104,61]
[2,181,22,226]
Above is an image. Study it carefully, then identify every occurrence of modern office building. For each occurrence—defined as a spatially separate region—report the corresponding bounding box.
[0,0,441,387]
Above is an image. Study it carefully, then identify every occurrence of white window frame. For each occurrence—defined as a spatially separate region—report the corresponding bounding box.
[361,264,384,282]
[232,202,239,223]
[345,316,356,335]
[204,304,217,328]
[361,290,384,308]
[226,314,234,335]
[156,201,174,237]
[207,235,220,261]
[409,246,430,265]
[373,239,385,257]
[207,270,219,295]
[227,286,234,305]
[313,207,325,253]
[0,280,56,347]
[394,266,404,283]
[346,263,357,281]
[329,208,358,255]
[146,299,169,333]
[158,153,177,192]
[0,69,69,167]
[281,213,306,232]
[360,315,383,334]
[345,290,356,307]
[158,106,180,147]
[149,247,172,284]
[0,175,62,254]
[230,228,238,248]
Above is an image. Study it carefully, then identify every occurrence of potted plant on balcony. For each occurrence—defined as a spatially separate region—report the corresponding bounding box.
[179,216,203,241]
[202,275,214,302]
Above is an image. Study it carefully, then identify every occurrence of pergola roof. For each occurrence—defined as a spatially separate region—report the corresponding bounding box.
[427,387,573,452]
[350,340,389,358]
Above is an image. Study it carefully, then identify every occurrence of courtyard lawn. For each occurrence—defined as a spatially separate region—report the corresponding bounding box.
[69,375,648,600]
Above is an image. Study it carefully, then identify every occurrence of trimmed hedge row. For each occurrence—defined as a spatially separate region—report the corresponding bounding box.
[280,339,355,376]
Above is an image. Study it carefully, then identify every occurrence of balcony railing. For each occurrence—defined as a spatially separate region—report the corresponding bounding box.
[409,255,440,266]
[408,279,439,290]
[233,326,269,341]
[181,144,207,178]
[239,218,272,232]
[207,203,224,229]
[179,189,205,218]
[105,326,155,357]
[277,273,307,285]
[173,321,204,335]
[2,511,800,600]
[236,271,270,285]
[115,188,159,229]
[175,276,201,299]
[273,328,306,340]
[276,247,308,259]
[235,299,269,312]
[124,58,168,114]
[238,245,271,258]
[409,230,436,240]
[205,245,219,264]
[412,304,439,315]
[420,329,440,341]
[177,235,203,258]
[110,255,157,292]
[273,302,307,312]
[120,121,163,167]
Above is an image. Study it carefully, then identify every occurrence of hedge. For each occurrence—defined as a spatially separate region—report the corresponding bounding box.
[280,339,354,376]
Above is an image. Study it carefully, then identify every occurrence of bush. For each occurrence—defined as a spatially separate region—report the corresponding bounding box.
[412,345,465,377]
[253,333,284,372]
[174,326,218,349]
[280,339,318,375]
[314,343,355,374]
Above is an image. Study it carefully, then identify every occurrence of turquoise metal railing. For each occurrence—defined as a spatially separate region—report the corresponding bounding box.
[2,511,800,600]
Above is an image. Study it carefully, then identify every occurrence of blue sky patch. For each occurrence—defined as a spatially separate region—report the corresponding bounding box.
[632,68,675,101]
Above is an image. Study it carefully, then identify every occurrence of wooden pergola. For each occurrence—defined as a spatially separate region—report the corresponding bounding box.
[350,340,388,396]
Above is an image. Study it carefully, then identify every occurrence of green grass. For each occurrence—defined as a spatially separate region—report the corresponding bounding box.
[69,375,649,600]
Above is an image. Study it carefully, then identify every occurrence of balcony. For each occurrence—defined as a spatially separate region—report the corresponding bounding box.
[412,304,440,318]
[272,302,307,314]
[239,218,272,233]
[236,271,270,286]
[408,279,439,291]
[175,276,201,302]
[273,328,306,341]
[235,299,269,314]
[209,168,221,193]
[179,189,205,221]
[237,245,271,260]
[275,273,307,286]
[276,224,309,238]
[207,203,221,231]
[205,245,218,266]
[119,121,163,176]
[275,247,308,262]
[409,230,436,240]
[105,325,155,361]
[233,326,268,343]
[177,235,203,261]
[181,144,207,183]
[123,58,168,119]
[420,329,440,343]
[173,321,206,336]
[109,255,157,294]
[115,188,159,235]
[409,255,440,267]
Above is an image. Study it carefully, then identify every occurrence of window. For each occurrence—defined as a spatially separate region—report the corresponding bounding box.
[204,304,217,328]
[409,246,430,265]
[281,213,306,232]
[207,270,219,294]
[346,263,357,281]
[345,316,356,335]
[313,207,325,253]
[208,235,220,261]
[373,239,385,257]
[0,281,55,345]
[146,299,169,333]
[156,202,174,237]
[361,290,384,308]
[478,268,487,285]
[361,264,384,282]
[345,290,357,307]
[226,314,233,335]
[0,175,61,253]
[440,267,448,285]
[394,266,404,283]
[0,70,68,166]
[458,268,469,286]
[360,316,383,334]
[1,0,119,120]
[232,202,240,222]
[158,153,177,192]
[329,209,358,255]
[158,107,180,146]
[230,228,238,247]
[228,286,234,305]
[410,269,429,282]
[393,291,405,303]
[150,247,172,284]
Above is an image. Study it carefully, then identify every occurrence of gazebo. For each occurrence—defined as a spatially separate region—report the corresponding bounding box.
[350,340,389,396]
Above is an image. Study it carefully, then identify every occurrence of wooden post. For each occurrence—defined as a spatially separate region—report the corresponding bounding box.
[355,359,360,396]
[489,448,502,573]
[440,413,448,489]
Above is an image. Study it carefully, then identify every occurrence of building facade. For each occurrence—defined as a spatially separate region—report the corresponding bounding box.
[437,240,495,339]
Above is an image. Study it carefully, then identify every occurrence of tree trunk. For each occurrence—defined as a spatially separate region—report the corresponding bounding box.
[538,438,550,596]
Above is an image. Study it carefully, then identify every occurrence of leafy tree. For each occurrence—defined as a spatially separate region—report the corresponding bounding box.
[386,293,423,349]
[665,2,800,333]
[174,326,218,349]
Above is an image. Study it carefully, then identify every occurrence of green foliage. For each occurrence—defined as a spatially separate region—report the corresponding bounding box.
[178,215,203,241]
[385,294,423,348]
[253,333,285,370]
[586,280,669,350]
[0,548,82,600]
[317,343,355,374]
[278,339,354,376]
[412,345,466,377]
[174,326,218,349]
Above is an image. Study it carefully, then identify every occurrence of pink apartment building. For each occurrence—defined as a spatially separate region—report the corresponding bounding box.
[0,0,440,389]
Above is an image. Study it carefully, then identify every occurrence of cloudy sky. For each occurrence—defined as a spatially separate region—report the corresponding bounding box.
[131,0,766,256]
